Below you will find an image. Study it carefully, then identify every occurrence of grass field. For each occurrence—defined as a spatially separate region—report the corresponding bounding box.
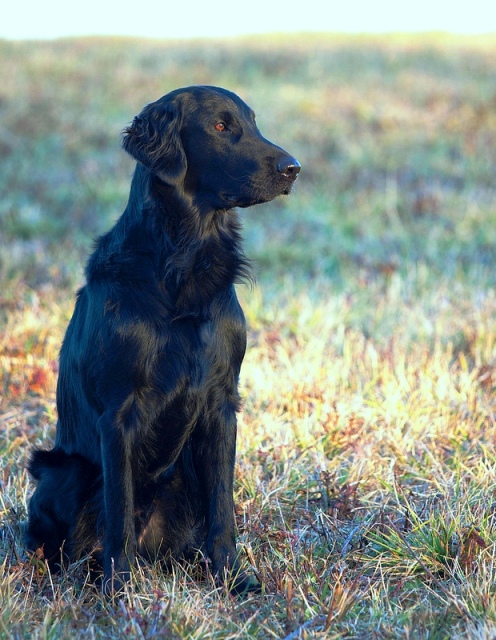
[1,33,496,638]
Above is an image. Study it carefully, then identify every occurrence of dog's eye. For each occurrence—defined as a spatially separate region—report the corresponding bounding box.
[215,122,227,132]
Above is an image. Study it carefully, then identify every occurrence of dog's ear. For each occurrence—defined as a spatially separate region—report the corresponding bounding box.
[122,99,187,184]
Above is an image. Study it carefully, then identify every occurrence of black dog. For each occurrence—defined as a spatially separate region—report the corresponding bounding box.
[25,85,300,593]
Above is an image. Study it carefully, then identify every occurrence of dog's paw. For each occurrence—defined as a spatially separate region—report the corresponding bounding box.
[228,570,262,596]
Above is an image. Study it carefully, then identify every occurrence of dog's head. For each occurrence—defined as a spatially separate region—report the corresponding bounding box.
[122,86,300,210]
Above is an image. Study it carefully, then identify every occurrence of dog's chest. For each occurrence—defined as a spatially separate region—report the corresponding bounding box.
[196,310,244,377]
[185,295,246,390]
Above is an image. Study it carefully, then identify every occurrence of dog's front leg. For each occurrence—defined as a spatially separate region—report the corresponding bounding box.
[99,413,137,592]
[195,405,259,594]
[205,412,237,578]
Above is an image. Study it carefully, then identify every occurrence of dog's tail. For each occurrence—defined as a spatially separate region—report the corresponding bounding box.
[25,448,101,566]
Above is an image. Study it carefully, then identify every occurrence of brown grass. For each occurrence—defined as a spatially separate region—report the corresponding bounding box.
[1,33,496,638]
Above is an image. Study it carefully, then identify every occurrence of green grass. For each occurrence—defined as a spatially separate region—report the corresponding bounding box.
[1,33,496,638]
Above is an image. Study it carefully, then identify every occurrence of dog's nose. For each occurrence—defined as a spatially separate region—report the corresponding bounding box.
[277,158,301,181]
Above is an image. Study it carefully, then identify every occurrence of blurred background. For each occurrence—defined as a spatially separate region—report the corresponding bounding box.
[1,0,495,293]
[1,2,495,395]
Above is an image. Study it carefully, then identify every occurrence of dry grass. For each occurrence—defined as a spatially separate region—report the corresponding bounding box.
[2,277,496,638]
[1,33,496,638]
